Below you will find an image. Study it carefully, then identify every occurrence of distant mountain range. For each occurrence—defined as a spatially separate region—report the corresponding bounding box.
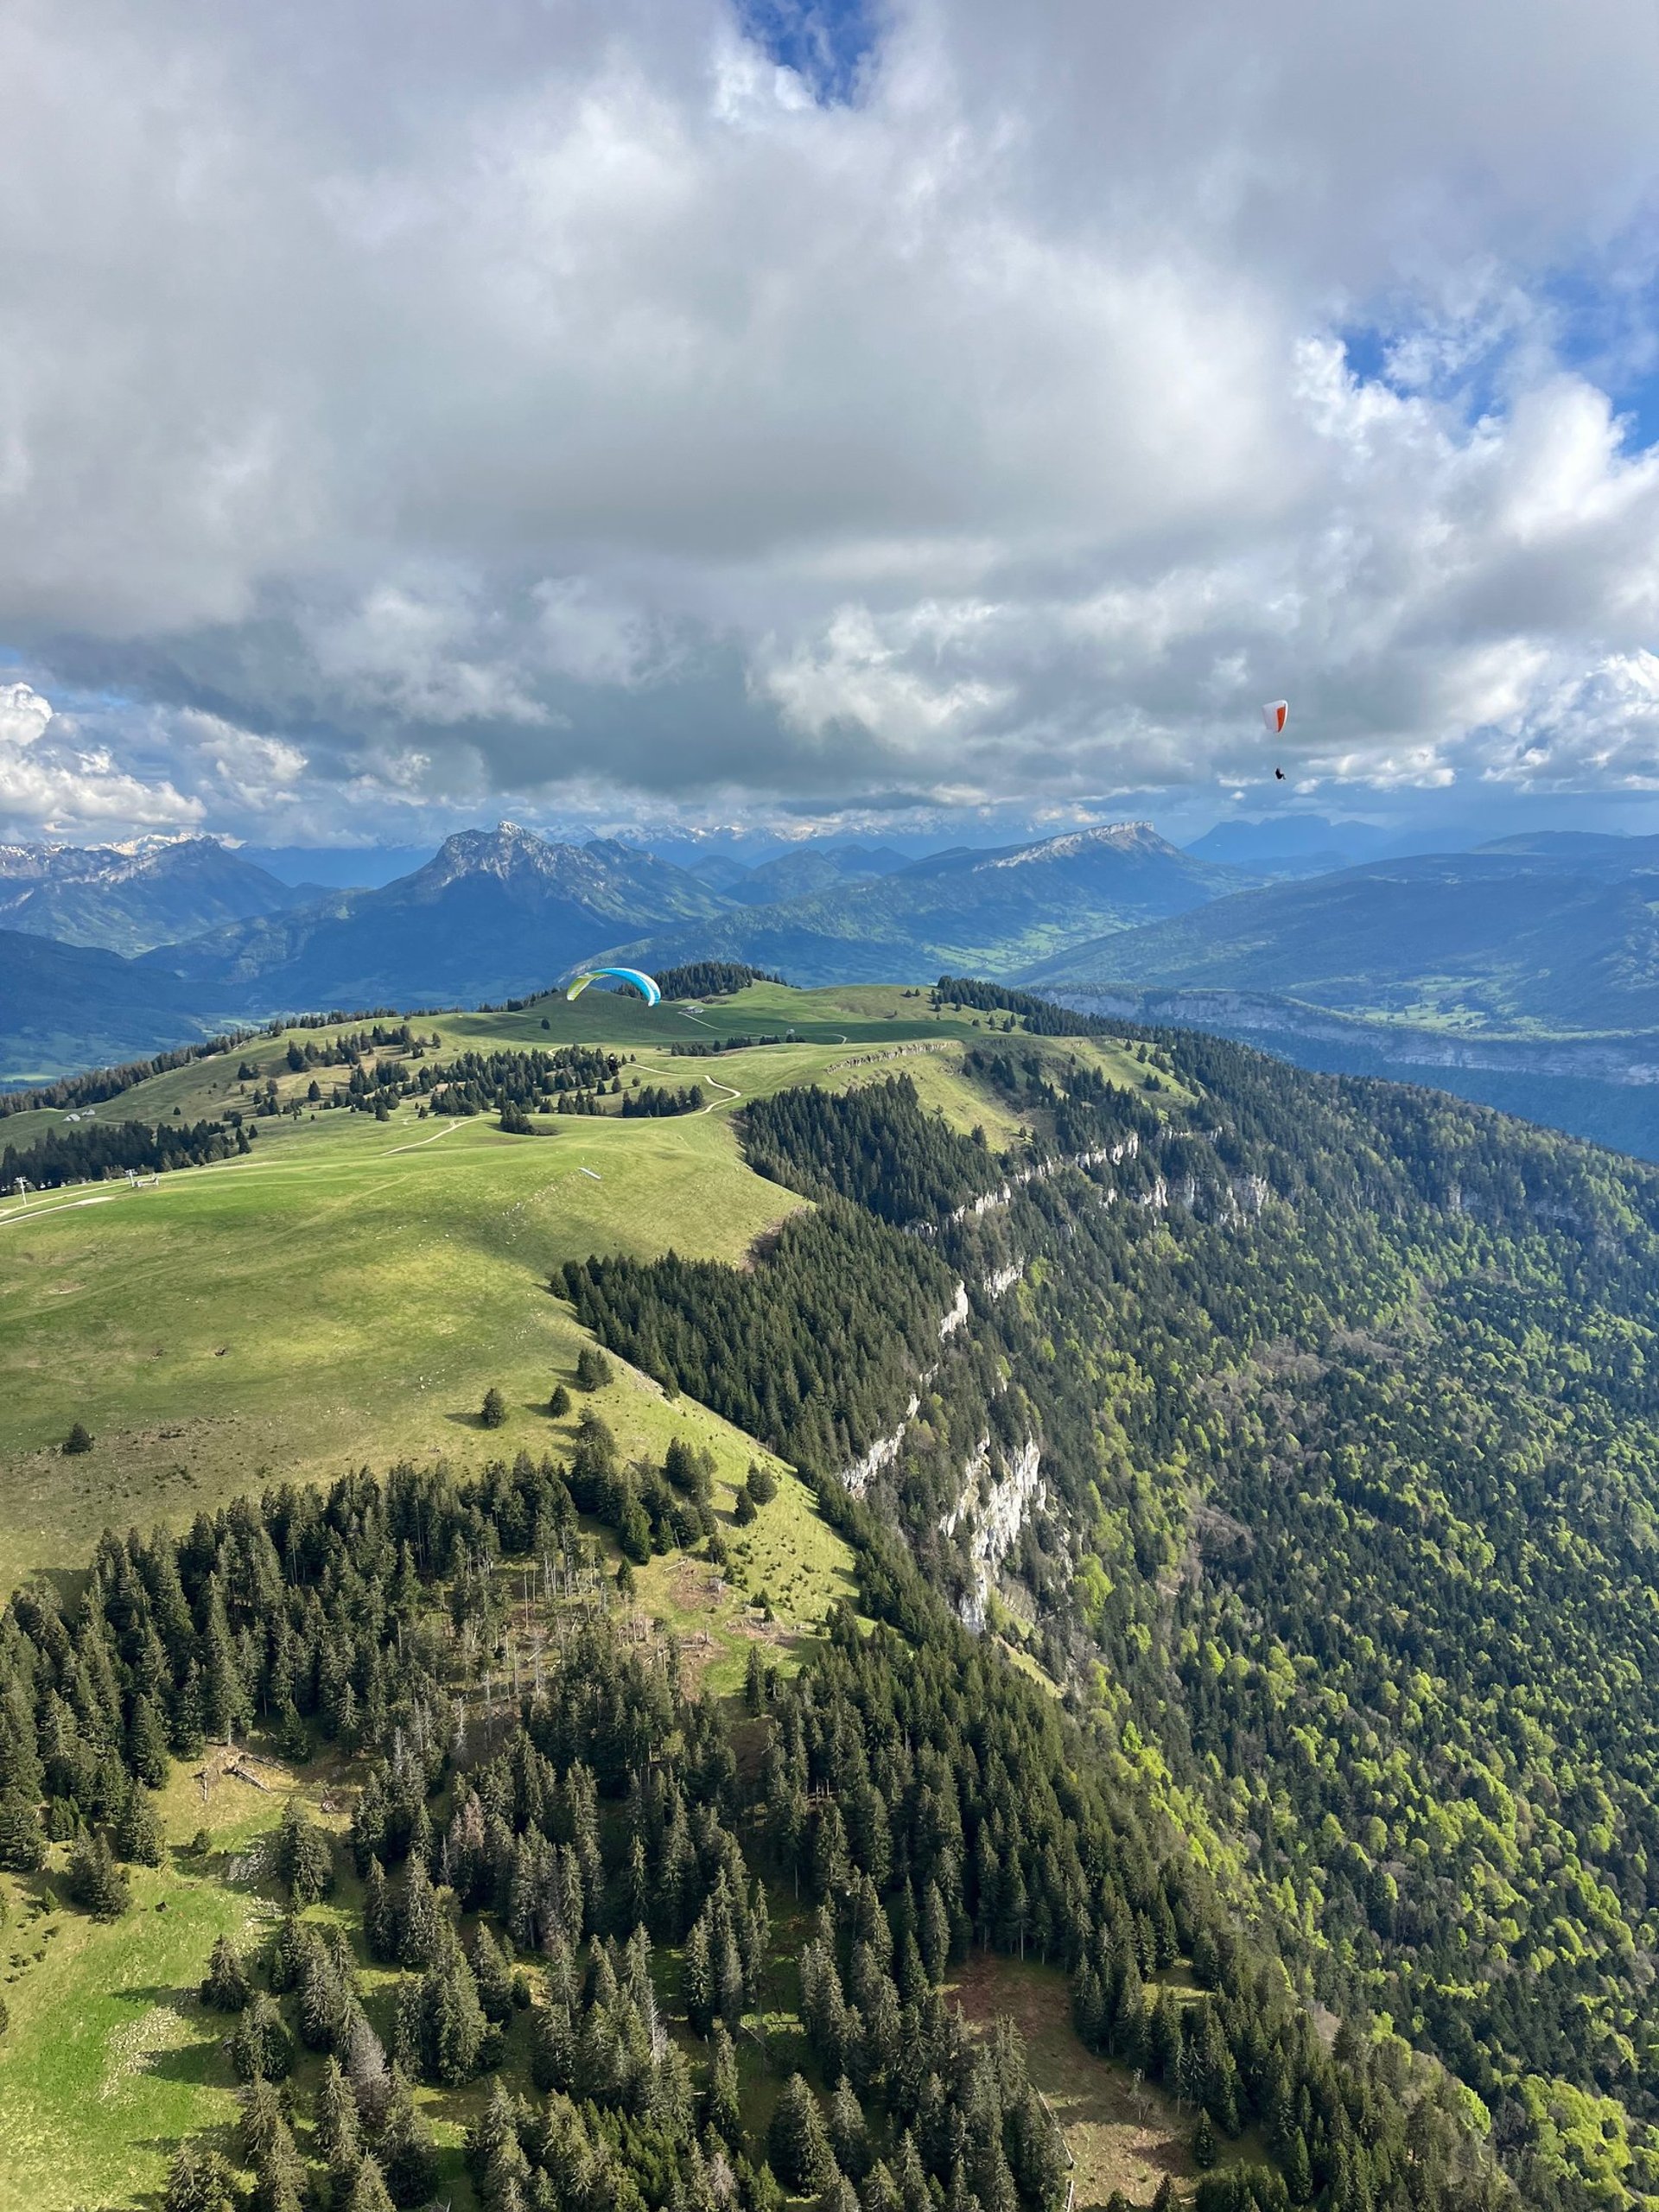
[0,929,215,1082]
[136,823,733,1017]
[0,836,311,956]
[1026,842,1659,1033]
[18,817,1659,1166]
[607,823,1245,985]
[694,841,912,906]
[1017,833,1659,1161]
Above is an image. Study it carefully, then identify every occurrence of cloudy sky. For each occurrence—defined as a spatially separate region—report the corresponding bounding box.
[6,0,1659,851]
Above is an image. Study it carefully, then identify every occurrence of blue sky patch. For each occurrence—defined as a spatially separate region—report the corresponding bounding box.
[737,0,880,105]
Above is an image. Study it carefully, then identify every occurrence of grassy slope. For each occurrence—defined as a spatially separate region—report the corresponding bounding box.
[0,1738,533,2212]
[0,1757,308,2210]
[0,985,1167,1592]
[949,1955,1237,2210]
[0,980,1203,2209]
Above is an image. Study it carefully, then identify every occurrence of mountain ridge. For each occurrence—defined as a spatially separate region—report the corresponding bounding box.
[1023,847,1659,1033]
[0,927,216,1084]
[135,822,735,1014]
[603,820,1249,984]
[0,833,308,956]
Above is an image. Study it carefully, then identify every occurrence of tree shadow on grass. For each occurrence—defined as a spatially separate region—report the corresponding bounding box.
[102,1979,234,2092]
[130,2113,242,2209]
[13,1560,91,1614]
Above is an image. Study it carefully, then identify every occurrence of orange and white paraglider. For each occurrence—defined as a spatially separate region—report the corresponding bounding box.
[1262,700,1288,779]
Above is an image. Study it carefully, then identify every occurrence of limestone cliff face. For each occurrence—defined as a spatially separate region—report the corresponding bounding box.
[836,1424,908,1499]
[939,1433,1045,1633]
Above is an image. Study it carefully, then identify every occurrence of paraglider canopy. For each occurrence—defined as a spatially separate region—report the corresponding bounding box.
[565,965,662,1007]
[1262,700,1288,737]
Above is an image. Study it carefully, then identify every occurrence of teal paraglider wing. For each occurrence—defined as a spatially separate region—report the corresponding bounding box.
[564,966,662,1007]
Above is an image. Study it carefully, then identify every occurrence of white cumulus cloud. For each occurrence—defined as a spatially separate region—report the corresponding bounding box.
[4,0,1659,837]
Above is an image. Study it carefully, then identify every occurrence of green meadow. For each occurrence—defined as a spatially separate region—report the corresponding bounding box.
[0,982,1170,1590]
[0,978,1202,2210]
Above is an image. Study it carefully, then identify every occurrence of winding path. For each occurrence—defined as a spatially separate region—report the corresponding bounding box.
[382,1121,460,1156]
[0,1190,123,1231]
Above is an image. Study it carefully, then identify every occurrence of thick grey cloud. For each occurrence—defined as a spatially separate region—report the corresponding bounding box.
[5,0,1659,841]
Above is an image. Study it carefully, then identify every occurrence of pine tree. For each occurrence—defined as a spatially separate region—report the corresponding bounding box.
[391,1976,424,2076]
[1110,1967,1146,2068]
[127,1691,171,1787]
[65,1827,130,1916]
[620,1498,652,1564]
[481,1387,507,1429]
[1286,2129,1313,2205]
[275,1700,311,1764]
[683,1912,716,2035]
[575,1346,612,1390]
[300,1943,347,2051]
[716,1921,745,2024]
[115,1779,165,1866]
[472,1922,515,2024]
[269,1910,308,1994]
[919,1879,950,1984]
[810,1803,851,1903]
[200,1933,251,2012]
[239,2076,306,2212]
[769,2073,836,2194]
[276,1799,333,1904]
[346,2159,396,2212]
[0,1790,46,1872]
[200,1576,251,1742]
[744,1641,766,1716]
[1194,2109,1217,2168]
[398,1852,443,1968]
[423,1949,486,2083]
[344,2011,393,2136]
[829,2076,871,2182]
[364,1855,397,1961]
[231,1991,294,2082]
[706,2019,742,2144]
[170,1661,207,1757]
[378,2064,440,2205]
[316,2054,362,2165]
[163,2142,238,2212]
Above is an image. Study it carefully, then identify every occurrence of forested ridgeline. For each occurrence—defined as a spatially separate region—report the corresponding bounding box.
[563,1200,960,1476]
[0,1036,251,1118]
[1,1036,705,1184]
[652,961,785,1001]
[567,988,1659,2208]
[1,1115,255,1191]
[741,1080,1000,1225]
[0,1011,429,1120]
[410,1046,703,1122]
[0,1459,1500,2212]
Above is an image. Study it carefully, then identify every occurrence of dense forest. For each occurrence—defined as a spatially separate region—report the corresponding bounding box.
[564,982,1659,2209]
[13,974,1659,2208]
[653,962,785,1001]
[1,1114,255,1191]
[1,1450,1503,2212]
